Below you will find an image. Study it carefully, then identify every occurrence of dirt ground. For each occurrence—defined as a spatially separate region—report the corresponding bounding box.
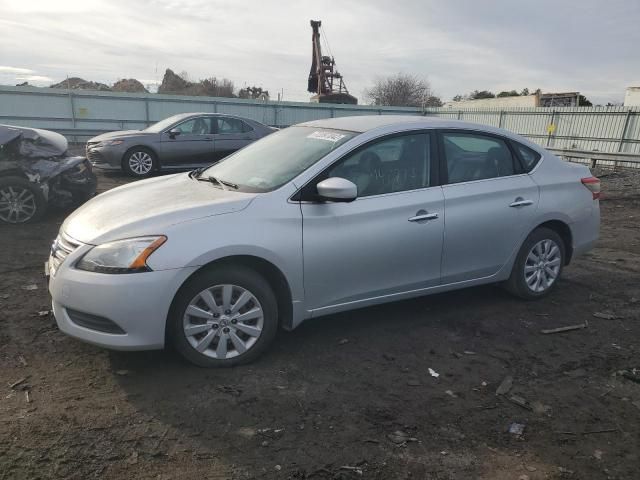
[1,166,639,480]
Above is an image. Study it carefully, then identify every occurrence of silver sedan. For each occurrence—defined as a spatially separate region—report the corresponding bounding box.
[49,116,600,367]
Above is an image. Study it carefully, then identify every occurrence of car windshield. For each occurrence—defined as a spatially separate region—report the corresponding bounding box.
[143,115,189,133]
[202,126,356,192]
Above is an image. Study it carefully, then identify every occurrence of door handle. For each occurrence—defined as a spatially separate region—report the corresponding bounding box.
[408,212,439,222]
[509,198,534,208]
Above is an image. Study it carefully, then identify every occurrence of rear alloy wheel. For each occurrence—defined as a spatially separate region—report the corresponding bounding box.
[0,176,46,224]
[170,266,278,367]
[123,149,156,177]
[505,227,565,299]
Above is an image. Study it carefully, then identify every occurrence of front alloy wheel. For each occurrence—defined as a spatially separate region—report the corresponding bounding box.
[170,265,278,367]
[124,149,155,177]
[0,177,46,224]
[183,284,264,360]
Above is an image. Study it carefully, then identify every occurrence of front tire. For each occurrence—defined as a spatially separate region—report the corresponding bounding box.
[168,265,278,367]
[122,148,156,178]
[0,176,47,224]
[505,227,565,300]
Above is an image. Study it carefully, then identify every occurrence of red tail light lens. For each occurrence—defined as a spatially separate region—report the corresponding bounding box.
[581,176,601,200]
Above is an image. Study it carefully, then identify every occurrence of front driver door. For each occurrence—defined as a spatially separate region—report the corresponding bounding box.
[159,116,214,167]
[299,131,444,314]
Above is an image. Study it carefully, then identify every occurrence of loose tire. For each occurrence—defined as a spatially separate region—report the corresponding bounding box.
[505,227,566,300]
[0,176,47,224]
[168,265,278,367]
[123,148,156,178]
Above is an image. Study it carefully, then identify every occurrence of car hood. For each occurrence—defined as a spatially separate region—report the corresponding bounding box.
[89,130,154,142]
[62,173,256,244]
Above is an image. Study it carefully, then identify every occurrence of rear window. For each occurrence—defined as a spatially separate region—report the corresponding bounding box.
[513,142,541,171]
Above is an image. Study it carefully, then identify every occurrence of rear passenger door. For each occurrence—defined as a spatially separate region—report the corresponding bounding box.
[212,117,254,162]
[438,130,539,284]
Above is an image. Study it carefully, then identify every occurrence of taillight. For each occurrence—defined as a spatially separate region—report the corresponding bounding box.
[581,176,601,200]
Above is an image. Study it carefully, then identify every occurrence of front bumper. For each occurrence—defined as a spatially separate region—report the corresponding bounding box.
[48,241,197,350]
[86,144,125,170]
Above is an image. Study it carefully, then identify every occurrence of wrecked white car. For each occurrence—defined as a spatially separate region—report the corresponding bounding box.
[0,125,97,224]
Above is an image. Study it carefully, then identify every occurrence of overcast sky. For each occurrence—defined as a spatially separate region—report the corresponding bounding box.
[1,0,638,105]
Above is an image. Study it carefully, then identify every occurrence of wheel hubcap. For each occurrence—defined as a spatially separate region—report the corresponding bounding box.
[0,186,37,223]
[524,239,561,293]
[183,284,264,360]
[128,151,153,175]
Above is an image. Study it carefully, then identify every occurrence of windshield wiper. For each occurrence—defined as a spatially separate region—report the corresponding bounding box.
[189,166,206,179]
[195,175,238,190]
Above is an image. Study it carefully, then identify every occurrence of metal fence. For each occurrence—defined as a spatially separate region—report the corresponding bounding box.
[0,86,420,143]
[1,86,639,157]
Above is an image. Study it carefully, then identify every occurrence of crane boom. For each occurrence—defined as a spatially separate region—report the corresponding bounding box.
[307,20,357,105]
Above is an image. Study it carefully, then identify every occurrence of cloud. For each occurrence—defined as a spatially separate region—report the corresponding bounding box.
[0,0,637,104]
[0,66,35,75]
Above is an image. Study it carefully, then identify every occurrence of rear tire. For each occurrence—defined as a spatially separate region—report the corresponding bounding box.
[122,148,157,178]
[505,227,565,300]
[0,176,47,224]
[168,265,278,367]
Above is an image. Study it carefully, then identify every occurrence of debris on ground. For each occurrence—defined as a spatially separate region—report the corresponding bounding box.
[593,449,603,460]
[9,377,29,389]
[509,395,533,411]
[22,284,38,291]
[496,375,513,395]
[338,338,349,345]
[540,322,588,334]
[428,368,440,378]
[340,465,363,475]
[619,369,640,384]
[593,312,617,320]
[217,385,242,396]
[387,430,418,445]
[33,310,50,317]
[445,390,458,398]
[508,422,526,436]
[407,379,421,386]
[114,369,130,376]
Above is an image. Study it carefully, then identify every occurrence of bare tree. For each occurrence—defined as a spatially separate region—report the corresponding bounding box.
[365,74,441,108]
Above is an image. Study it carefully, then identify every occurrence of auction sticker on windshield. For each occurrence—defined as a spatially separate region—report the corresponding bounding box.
[307,131,346,142]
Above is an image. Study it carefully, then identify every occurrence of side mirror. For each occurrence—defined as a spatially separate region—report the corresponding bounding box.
[316,177,357,202]
[168,128,181,138]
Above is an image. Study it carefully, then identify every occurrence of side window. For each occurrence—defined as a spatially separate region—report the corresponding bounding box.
[442,132,515,184]
[513,142,541,171]
[173,117,212,135]
[217,117,246,134]
[325,133,430,197]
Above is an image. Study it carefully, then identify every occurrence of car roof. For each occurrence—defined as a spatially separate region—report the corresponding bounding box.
[299,115,495,134]
[297,115,544,151]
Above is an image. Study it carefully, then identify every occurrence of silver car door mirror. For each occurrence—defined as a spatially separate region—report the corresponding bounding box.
[316,177,358,202]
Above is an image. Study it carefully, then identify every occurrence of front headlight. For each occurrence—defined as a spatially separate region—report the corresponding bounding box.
[76,236,166,274]
[100,139,125,147]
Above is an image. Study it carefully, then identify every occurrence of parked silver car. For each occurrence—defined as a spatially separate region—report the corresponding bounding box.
[48,116,600,367]
[86,113,275,177]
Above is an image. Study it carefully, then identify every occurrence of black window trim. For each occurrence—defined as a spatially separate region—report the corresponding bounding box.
[508,139,542,173]
[213,116,252,135]
[436,128,525,186]
[292,129,439,202]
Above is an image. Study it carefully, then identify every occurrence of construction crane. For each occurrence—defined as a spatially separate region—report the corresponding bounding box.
[307,20,357,105]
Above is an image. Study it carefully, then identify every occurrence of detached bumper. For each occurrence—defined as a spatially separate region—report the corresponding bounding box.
[49,249,197,350]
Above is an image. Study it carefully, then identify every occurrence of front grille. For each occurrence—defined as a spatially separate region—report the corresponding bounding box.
[66,308,126,334]
[87,150,103,163]
[49,232,82,276]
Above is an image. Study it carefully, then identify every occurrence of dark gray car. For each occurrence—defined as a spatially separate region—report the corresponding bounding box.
[86,113,275,177]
